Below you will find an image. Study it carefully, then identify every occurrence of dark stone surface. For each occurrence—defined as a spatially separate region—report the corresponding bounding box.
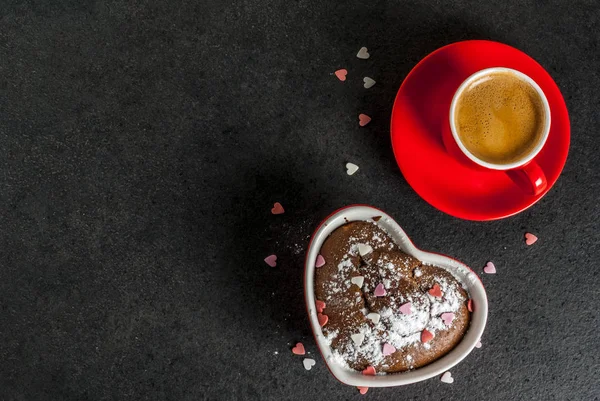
[0,1,598,400]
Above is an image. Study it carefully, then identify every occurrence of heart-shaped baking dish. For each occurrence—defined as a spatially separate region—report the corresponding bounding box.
[304,205,488,387]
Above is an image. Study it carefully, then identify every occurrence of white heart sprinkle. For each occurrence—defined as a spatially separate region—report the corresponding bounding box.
[356,47,370,59]
[351,276,365,288]
[357,244,373,257]
[346,162,359,175]
[351,333,365,346]
[440,371,454,384]
[367,312,380,324]
[303,358,316,370]
[363,77,376,89]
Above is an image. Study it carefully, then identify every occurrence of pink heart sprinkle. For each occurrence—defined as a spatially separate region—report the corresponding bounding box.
[441,312,455,326]
[264,254,277,267]
[358,113,372,127]
[483,261,496,274]
[382,343,396,356]
[315,255,326,268]
[475,340,482,348]
[315,300,326,313]
[271,202,284,215]
[399,302,412,315]
[374,283,386,297]
[334,69,347,81]
[357,387,369,395]
[525,232,538,246]
[292,342,305,355]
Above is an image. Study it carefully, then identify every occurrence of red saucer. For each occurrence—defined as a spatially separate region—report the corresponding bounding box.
[390,40,570,221]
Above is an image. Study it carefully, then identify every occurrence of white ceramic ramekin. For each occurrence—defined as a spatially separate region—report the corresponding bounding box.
[304,205,488,387]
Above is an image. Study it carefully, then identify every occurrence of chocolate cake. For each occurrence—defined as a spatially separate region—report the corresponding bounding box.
[314,221,471,373]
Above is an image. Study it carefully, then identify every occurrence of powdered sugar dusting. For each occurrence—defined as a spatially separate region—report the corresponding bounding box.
[316,221,469,373]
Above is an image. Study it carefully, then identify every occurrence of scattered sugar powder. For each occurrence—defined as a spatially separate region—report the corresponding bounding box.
[427,276,466,329]
[323,329,339,346]
[337,258,354,273]
[328,274,466,368]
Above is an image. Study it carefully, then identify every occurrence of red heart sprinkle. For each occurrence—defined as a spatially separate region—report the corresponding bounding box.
[421,329,434,343]
[525,232,538,246]
[358,113,372,127]
[357,387,369,395]
[467,299,473,312]
[315,300,326,313]
[292,342,305,355]
[334,69,347,81]
[362,366,376,376]
[428,283,442,297]
[317,313,328,327]
[271,202,284,215]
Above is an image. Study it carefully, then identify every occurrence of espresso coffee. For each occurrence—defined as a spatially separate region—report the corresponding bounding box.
[454,71,546,165]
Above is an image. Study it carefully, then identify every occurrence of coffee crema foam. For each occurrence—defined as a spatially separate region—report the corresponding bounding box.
[454,71,545,165]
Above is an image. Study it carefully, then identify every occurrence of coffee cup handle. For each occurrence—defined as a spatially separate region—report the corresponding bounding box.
[506,161,547,196]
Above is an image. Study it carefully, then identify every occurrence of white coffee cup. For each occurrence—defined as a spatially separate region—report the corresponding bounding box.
[443,67,551,195]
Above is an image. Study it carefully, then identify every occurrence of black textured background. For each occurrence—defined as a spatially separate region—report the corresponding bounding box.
[1,1,599,400]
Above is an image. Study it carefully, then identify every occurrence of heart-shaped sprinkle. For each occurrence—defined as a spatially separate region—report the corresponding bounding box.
[303,358,316,370]
[525,232,538,246]
[334,69,347,81]
[367,312,380,324]
[271,202,285,215]
[475,340,482,348]
[441,312,455,326]
[351,333,365,346]
[363,77,376,89]
[483,261,496,274]
[421,329,434,343]
[292,342,305,355]
[358,113,372,127]
[351,276,365,288]
[317,313,328,327]
[399,302,412,315]
[315,255,326,268]
[362,366,376,376]
[374,283,386,297]
[315,300,326,313]
[467,299,473,312]
[357,244,373,256]
[356,47,370,59]
[357,386,369,395]
[440,371,454,384]
[382,343,396,356]
[346,162,359,175]
[428,283,442,297]
[264,254,277,267]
